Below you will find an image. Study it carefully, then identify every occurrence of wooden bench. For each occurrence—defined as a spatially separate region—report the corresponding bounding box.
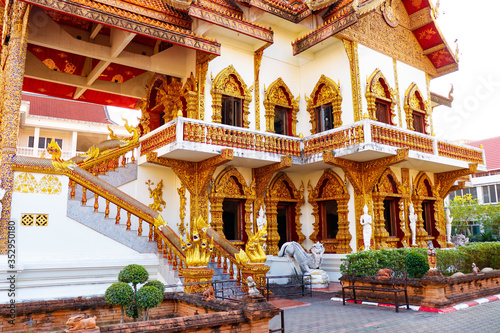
[340,268,409,312]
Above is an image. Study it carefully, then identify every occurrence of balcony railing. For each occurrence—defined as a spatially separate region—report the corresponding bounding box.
[139,118,485,166]
[140,118,302,158]
[17,147,84,160]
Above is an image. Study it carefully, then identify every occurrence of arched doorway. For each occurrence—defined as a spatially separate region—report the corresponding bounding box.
[265,172,304,255]
[413,172,442,248]
[209,167,254,247]
[373,169,410,249]
[308,169,351,253]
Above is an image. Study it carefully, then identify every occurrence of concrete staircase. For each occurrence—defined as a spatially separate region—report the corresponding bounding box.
[67,162,180,285]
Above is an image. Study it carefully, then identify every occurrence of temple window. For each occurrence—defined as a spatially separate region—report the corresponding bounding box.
[264,78,299,136]
[222,199,244,241]
[315,104,334,133]
[307,75,342,134]
[404,83,429,134]
[211,66,252,128]
[221,95,242,127]
[274,106,293,136]
[29,136,62,149]
[365,69,397,125]
[320,200,339,239]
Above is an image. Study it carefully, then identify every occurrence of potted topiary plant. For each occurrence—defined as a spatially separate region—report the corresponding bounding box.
[105,264,165,322]
[104,282,134,323]
[136,285,164,321]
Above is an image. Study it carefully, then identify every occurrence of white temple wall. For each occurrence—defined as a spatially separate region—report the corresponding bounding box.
[131,164,185,235]
[11,173,138,259]
[298,40,354,135]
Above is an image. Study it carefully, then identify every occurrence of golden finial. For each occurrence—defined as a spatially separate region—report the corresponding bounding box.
[479,144,484,149]
[299,133,303,139]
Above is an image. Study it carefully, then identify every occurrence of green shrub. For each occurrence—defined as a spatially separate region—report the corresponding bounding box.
[105,282,134,306]
[136,286,163,309]
[105,282,134,323]
[144,280,165,293]
[341,243,500,277]
[118,264,149,290]
[405,251,429,278]
[126,302,140,319]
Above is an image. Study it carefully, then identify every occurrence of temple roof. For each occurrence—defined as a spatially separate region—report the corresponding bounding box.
[22,93,115,125]
[467,137,500,172]
[1,0,457,111]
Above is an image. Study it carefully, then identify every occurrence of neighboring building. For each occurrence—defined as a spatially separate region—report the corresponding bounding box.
[447,136,500,235]
[0,0,486,303]
[18,93,127,159]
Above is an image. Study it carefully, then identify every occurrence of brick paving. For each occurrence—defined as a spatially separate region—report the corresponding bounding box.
[268,284,500,333]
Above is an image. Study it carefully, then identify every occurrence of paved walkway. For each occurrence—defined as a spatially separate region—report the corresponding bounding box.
[268,283,500,333]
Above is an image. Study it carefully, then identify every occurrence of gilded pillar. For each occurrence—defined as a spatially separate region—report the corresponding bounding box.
[343,39,362,122]
[264,198,279,255]
[0,2,30,254]
[254,50,263,131]
[393,59,403,127]
[196,51,212,121]
[372,190,389,250]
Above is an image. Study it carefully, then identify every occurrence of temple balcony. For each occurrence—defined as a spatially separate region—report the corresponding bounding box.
[138,117,486,173]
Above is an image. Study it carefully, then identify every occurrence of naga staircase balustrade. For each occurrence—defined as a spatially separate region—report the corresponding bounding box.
[67,165,247,283]
[77,142,140,177]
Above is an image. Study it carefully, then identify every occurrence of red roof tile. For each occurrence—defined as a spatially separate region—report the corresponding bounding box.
[468,137,500,172]
[22,93,114,125]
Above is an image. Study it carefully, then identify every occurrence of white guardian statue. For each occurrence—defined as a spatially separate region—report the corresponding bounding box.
[359,204,372,251]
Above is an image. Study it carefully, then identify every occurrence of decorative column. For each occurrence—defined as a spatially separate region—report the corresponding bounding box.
[254,50,263,131]
[372,190,389,250]
[0,2,30,254]
[343,39,362,122]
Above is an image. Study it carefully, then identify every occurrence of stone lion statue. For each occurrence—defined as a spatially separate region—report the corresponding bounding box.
[278,241,325,275]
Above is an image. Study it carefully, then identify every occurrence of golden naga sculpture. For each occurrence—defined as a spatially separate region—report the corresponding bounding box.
[46,138,75,170]
[107,118,140,144]
[147,179,166,212]
[153,214,167,228]
[236,209,268,264]
[181,216,214,267]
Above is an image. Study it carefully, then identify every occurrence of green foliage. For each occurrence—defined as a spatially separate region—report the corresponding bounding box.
[449,194,486,236]
[341,243,500,277]
[118,264,149,287]
[405,251,429,278]
[136,286,163,310]
[105,282,134,306]
[126,302,140,319]
[144,281,165,293]
[341,248,419,276]
[105,264,164,322]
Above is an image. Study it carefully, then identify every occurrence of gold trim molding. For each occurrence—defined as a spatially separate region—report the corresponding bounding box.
[306,75,342,135]
[403,83,430,133]
[366,69,397,124]
[263,78,299,136]
[211,65,252,128]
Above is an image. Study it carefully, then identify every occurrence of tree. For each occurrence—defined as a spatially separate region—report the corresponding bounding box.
[448,194,486,236]
[482,204,500,236]
[105,282,134,323]
[105,264,165,322]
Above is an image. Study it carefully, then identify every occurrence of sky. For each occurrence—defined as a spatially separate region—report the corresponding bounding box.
[431,0,500,142]
[109,0,499,142]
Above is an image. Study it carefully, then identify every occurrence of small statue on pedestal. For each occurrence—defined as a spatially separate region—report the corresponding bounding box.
[409,203,417,246]
[359,204,372,251]
[247,276,260,296]
[427,240,437,270]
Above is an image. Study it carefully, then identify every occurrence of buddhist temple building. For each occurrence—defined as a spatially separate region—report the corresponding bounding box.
[0,0,485,302]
